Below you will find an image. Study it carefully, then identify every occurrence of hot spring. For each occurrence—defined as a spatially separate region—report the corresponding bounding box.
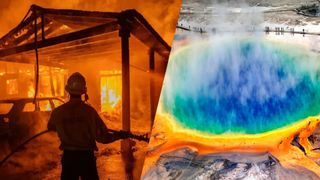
[161,37,320,134]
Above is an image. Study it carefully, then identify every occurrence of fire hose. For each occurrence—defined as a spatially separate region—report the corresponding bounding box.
[0,129,148,167]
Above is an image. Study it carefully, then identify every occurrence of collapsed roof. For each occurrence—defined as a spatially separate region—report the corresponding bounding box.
[0,5,171,67]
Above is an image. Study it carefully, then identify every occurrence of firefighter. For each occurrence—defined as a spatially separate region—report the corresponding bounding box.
[47,72,129,180]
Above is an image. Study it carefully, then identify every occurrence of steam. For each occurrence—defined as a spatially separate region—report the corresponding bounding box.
[207,0,264,35]
[179,0,265,35]
[160,0,320,134]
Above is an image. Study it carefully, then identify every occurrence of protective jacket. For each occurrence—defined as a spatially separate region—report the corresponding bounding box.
[48,98,121,151]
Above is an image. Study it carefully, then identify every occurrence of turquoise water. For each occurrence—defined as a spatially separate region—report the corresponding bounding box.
[161,38,320,134]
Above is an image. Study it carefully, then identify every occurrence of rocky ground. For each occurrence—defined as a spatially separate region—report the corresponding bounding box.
[143,148,320,180]
[310,124,320,155]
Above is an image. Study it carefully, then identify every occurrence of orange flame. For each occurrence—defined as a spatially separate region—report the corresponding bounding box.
[27,85,35,98]
[100,70,122,113]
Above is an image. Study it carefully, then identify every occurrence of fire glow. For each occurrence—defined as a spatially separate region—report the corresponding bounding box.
[144,37,320,176]
[100,70,122,113]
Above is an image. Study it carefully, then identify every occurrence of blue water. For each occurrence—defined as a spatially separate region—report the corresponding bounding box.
[161,38,320,134]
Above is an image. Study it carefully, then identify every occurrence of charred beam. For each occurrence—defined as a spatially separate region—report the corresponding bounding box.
[120,10,171,58]
[41,12,46,40]
[39,5,120,19]
[45,14,116,26]
[10,18,51,47]
[38,41,121,59]
[0,21,120,57]
[36,34,120,55]
[0,11,34,47]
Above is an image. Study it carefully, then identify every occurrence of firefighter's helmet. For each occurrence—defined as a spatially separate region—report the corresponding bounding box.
[65,72,87,95]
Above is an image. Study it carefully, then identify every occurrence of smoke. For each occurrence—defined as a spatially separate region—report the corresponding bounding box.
[0,0,181,44]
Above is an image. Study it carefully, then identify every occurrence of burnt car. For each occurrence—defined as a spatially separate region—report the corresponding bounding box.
[0,97,64,149]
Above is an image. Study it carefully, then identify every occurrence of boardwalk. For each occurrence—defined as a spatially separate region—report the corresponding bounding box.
[176,25,320,36]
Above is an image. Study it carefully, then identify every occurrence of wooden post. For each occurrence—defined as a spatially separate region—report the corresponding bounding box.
[119,24,130,132]
[119,18,133,180]
[149,48,156,131]
[149,48,155,70]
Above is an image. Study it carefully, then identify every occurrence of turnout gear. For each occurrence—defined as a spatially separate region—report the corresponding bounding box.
[47,98,126,151]
[47,98,130,180]
[118,130,149,142]
[65,72,87,95]
[61,150,99,180]
[47,73,149,179]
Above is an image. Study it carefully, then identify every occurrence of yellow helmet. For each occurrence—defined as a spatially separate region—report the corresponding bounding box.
[65,72,87,95]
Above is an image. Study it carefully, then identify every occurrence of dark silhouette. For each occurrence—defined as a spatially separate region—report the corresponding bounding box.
[48,72,130,180]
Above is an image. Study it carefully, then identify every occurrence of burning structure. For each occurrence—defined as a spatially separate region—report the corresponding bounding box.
[0,4,171,179]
